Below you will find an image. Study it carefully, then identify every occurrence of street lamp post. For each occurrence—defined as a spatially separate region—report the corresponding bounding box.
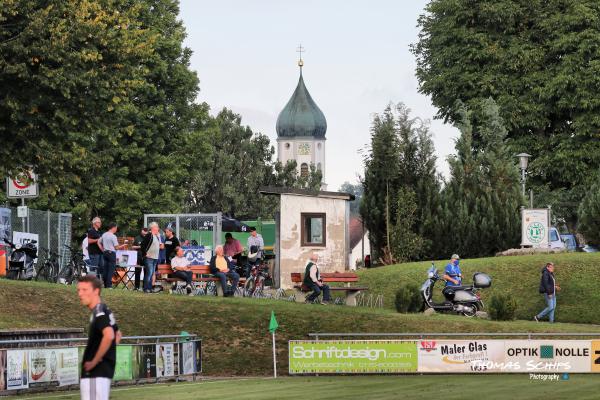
[516,153,532,206]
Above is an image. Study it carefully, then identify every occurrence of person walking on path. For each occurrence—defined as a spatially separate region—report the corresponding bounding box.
[534,262,561,323]
[77,275,121,400]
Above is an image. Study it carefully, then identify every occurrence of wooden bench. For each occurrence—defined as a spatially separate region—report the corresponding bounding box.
[156,264,244,296]
[290,272,368,306]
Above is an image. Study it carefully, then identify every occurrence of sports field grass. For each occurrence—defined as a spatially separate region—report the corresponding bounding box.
[5,375,600,400]
[358,252,600,324]
[1,278,600,376]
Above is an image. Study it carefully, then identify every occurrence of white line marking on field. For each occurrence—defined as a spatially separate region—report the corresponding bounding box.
[14,377,273,400]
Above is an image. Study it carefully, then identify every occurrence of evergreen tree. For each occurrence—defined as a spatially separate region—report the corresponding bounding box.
[360,103,441,262]
[339,181,363,216]
[578,173,600,246]
[412,0,600,227]
[390,188,425,263]
[360,106,400,262]
[433,99,521,259]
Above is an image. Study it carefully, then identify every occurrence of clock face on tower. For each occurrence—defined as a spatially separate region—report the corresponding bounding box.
[298,142,311,155]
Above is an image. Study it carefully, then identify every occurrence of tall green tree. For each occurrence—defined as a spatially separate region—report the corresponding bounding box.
[339,181,363,216]
[1,0,202,234]
[578,172,600,246]
[390,188,425,263]
[360,106,400,262]
[412,0,600,228]
[361,103,441,262]
[433,99,521,259]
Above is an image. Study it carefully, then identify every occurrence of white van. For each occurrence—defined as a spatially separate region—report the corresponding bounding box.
[549,227,565,249]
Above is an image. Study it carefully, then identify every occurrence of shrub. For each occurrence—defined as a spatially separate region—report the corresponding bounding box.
[488,293,517,320]
[394,284,421,313]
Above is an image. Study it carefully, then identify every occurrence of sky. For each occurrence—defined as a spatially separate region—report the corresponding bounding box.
[178,0,459,190]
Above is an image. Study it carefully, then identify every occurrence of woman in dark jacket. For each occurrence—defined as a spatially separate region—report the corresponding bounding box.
[209,245,240,297]
[534,262,560,323]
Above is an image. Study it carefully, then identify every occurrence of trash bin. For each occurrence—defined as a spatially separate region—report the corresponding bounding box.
[0,247,6,276]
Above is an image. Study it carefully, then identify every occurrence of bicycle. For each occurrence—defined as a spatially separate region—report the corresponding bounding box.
[36,248,60,283]
[57,245,88,284]
[244,260,270,297]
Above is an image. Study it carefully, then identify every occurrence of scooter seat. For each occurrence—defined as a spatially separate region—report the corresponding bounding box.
[443,285,473,292]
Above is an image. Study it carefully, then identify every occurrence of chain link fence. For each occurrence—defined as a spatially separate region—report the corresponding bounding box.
[144,213,222,249]
[1,206,72,270]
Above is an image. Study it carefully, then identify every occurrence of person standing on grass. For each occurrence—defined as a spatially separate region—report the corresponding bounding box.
[303,253,331,304]
[131,227,148,291]
[99,222,127,289]
[141,222,164,293]
[87,217,104,278]
[246,227,264,277]
[164,226,180,265]
[534,262,561,323]
[78,275,121,400]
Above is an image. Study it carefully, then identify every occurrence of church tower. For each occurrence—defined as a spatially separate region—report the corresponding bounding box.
[276,47,327,189]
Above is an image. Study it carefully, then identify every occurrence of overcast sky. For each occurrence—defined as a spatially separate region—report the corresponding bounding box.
[179,0,458,190]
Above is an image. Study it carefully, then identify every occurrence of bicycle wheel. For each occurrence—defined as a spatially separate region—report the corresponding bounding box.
[244,277,256,296]
[35,264,47,281]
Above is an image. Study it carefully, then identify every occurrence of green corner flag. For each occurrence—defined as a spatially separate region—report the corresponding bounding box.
[269,310,279,333]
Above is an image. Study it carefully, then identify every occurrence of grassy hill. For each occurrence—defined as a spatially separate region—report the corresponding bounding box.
[357,252,600,324]
[2,278,600,376]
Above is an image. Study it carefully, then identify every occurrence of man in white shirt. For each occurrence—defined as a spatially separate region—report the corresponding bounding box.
[170,247,193,295]
[82,236,90,261]
[245,227,264,277]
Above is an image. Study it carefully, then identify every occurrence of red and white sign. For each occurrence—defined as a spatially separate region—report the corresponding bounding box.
[6,170,38,198]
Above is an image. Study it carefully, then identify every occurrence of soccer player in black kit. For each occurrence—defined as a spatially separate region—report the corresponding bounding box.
[77,275,122,400]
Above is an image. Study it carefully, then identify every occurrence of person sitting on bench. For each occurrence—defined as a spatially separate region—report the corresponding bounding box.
[303,254,331,304]
[209,245,240,297]
[170,247,193,295]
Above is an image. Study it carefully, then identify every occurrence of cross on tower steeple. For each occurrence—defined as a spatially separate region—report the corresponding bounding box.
[296,44,305,69]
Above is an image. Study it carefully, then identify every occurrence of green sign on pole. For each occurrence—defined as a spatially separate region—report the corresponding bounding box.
[288,340,418,374]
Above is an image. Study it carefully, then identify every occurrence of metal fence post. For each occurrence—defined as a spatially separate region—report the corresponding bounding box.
[47,210,51,250]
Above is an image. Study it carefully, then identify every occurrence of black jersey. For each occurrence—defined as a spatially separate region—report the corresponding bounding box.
[82,302,119,379]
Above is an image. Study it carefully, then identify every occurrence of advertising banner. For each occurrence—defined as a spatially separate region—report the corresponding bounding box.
[0,208,10,245]
[521,208,550,247]
[418,340,505,373]
[592,341,600,373]
[56,348,79,387]
[12,232,39,251]
[179,342,196,375]
[27,348,78,387]
[0,350,6,390]
[182,246,210,265]
[28,349,54,387]
[114,345,134,381]
[156,344,174,377]
[502,340,591,373]
[116,250,137,267]
[6,350,28,390]
[138,345,157,379]
[288,340,418,374]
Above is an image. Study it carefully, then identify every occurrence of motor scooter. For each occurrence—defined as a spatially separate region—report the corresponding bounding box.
[3,237,38,280]
[421,264,491,317]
